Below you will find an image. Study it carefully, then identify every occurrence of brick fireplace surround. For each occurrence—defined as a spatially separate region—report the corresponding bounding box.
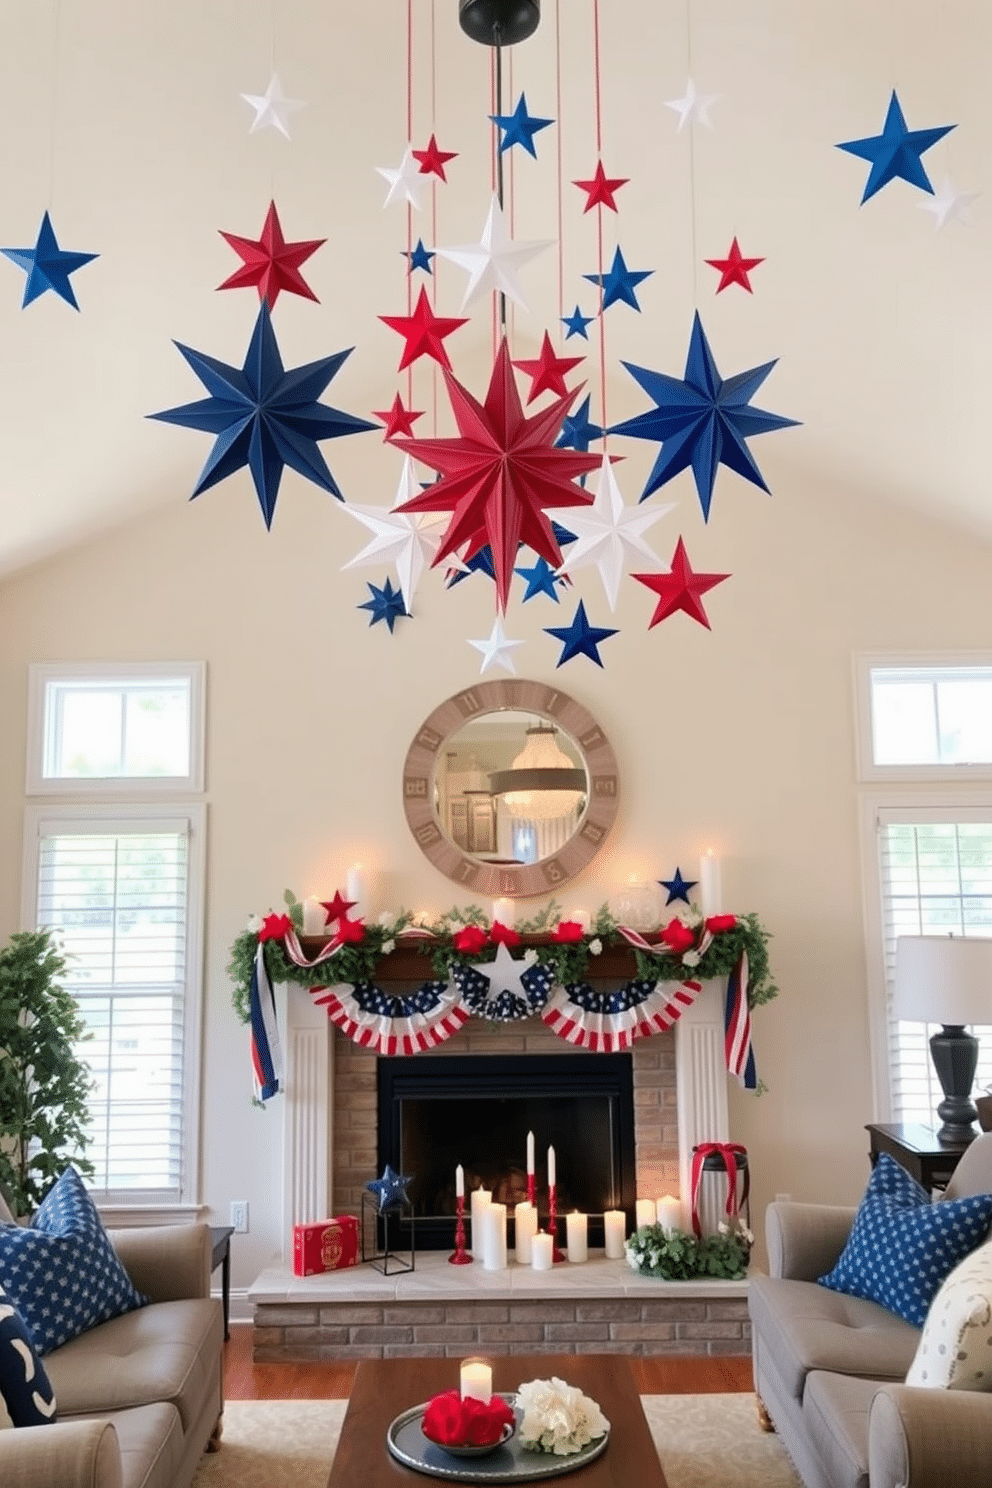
[248,975,751,1361]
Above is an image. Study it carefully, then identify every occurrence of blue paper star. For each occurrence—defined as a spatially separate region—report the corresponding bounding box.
[561,305,594,340]
[659,867,698,905]
[837,91,955,204]
[365,1163,412,1211]
[445,546,497,588]
[611,311,800,520]
[149,301,376,529]
[544,599,618,668]
[490,92,554,157]
[359,577,409,632]
[556,395,604,454]
[515,556,567,603]
[404,238,435,274]
[583,246,653,312]
[2,211,98,309]
[551,521,577,550]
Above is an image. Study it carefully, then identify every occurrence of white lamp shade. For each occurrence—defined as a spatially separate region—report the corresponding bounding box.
[892,936,992,1026]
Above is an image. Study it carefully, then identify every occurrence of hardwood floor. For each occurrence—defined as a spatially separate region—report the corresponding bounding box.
[222,1324,754,1400]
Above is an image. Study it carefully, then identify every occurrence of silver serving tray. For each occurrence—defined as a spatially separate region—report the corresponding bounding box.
[386,1394,610,1482]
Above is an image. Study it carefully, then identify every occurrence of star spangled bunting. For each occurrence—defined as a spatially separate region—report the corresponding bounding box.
[249,943,282,1101]
[454,948,556,1022]
[309,978,469,1056]
[725,951,756,1088]
[2,211,98,309]
[541,978,702,1052]
[836,91,955,204]
[218,200,323,308]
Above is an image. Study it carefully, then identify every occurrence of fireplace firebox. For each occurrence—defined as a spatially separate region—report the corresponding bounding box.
[376,1052,636,1250]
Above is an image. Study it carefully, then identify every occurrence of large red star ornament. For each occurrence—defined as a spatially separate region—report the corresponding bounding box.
[319,890,357,926]
[380,286,468,372]
[633,537,730,629]
[372,392,424,440]
[512,332,585,403]
[217,201,324,308]
[392,339,600,611]
[573,160,629,213]
[704,236,765,294]
[412,133,458,181]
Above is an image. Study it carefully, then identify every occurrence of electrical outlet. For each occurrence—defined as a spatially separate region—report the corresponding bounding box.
[230,1200,249,1234]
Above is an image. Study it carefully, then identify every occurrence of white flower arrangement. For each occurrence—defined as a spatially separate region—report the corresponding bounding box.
[516,1376,609,1456]
[381,939,395,956]
[588,938,602,956]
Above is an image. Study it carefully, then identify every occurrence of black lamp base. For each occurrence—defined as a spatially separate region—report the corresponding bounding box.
[931,1025,979,1144]
[459,0,541,47]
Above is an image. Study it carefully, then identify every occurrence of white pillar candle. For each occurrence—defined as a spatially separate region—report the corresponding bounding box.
[603,1209,626,1259]
[470,1188,491,1256]
[482,1202,507,1271]
[635,1198,656,1230]
[566,1211,588,1264]
[656,1195,683,1236]
[699,849,722,917]
[492,896,514,926]
[547,1145,556,1188]
[346,864,364,912]
[526,1131,535,1175]
[531,1232,554,1271]
[302,897,325,935]
[514,1201,538,1264]
[568,908,591,932]
[455,1164,464,1198]
[460,1359,492,1403]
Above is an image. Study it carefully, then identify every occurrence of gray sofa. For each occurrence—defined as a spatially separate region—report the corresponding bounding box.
[749,1132,992,1488]
[0,1223,224,1488]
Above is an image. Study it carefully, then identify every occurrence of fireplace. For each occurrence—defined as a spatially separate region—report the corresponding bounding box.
[376,1052,637,1249]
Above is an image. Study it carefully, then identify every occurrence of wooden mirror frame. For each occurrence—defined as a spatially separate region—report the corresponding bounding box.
[402,679,620,899]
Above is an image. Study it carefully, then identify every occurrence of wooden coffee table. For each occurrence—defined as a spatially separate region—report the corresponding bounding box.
[328,1353,668,1487]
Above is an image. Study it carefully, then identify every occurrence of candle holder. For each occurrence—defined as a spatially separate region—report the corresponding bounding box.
[526,1173,536,1207]
[448,1194,472,1265]
[547,1184,566,1263]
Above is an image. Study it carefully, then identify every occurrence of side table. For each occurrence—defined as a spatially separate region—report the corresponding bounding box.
[209,1225,234,1340]
[866,1122,972,1192]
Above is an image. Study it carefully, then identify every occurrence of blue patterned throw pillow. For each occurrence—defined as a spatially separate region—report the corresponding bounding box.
[819,1153,992,1327]
[0,1281,57,1427]
[0,1167,147,1356]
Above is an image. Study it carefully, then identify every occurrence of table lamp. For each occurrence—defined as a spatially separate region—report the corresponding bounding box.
[892,935,992,1143]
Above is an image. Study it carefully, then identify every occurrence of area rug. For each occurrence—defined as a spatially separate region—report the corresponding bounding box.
[191,1394,801,1488]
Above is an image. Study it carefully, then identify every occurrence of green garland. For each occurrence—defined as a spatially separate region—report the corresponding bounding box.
[625,1222,751,1281]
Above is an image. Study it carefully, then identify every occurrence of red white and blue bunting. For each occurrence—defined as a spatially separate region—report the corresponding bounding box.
[310,979,469,1056]
[541,977,702,1052]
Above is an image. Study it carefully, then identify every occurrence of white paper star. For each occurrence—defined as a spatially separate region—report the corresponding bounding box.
[376,146,425,211]
[918,176,979,230]
[556,457,674,611]
[468,617,526,675]
[470,941,532,999]
[341,457,443,609]
[240,74,305,138]
[433,195,552,311]
[664,78,718,132]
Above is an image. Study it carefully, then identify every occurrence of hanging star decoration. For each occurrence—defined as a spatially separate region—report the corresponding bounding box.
[512,332,585,403]
[611,311,800,520]
[561,305,595,340]
[380,285,468,371]
[468,617,526,675]
[390,339,599,611]
[659,867,697,905]
[665,78,718,132]
[515,555,568,603]
[404,239,435,274]
[583,245,654,312]
[573,161,629,213]
[836,90,955,204]
[377,144,426,210]
[240,73,305,138]
[490,92,554,157]
[705,236,764,294]
[556,456,673,611]
[2,210,98,309]
[633,537,730,629]
[318,890,357,926]
[217,200,324,308]
[373,393,424,440]
[342,456,443,609]
[544,599,618,668]
[412,133,458,181]
[433,195,552,311]
[149,301,376,529]
[917,176,979,229]
[365,1164,412,1211]
[445,546,497,589]
[358,577,409,632]
[555,394,603,456]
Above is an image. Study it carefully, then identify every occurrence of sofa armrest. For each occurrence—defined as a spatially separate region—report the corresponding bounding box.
[869,1384,992,1488]
[109,1222,211,1302]
[765,1201,857,1280]
[0,1419,123,1488]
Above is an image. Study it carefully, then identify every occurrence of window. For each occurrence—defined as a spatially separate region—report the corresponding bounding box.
[854,654,992,781]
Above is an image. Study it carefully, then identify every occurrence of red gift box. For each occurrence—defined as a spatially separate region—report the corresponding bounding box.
[293,1216,359,1276]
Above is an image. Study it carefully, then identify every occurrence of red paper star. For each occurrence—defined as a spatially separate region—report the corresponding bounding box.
[512,332,585,404]
[319,890,357,926]
[393,339,600,611]
[218,201,324,308]
[380,286,468,372]
[412,133,458,181]
[633,537,730,629]
[573,160,629,213]
[372,393,424,440]
[704,237,765,294]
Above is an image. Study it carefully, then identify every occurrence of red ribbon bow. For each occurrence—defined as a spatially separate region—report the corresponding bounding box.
[689,1141,749,1239]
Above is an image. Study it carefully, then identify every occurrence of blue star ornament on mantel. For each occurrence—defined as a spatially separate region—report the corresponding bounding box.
[359,577,409,632]
[365,1164,413,1211]
[2,211,98,308]
[611,311,800,521]
[659,867,698,905]
[836,91,956,204]
[544,599,618,668]
[149,300,376,529]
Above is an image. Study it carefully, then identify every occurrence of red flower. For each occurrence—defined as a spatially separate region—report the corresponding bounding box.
[551,920,586,943]
[705,914,737,934]
[332,915,365,946]
[490,922,521,947]
[453,925,488,954]
[660,917,696,954]
[258,913,293,943]
[422,1390,514,1448]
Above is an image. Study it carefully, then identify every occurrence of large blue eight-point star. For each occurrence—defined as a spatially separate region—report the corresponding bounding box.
[836,91,955,204]
[2,210,98,309]
[659,867,697,905]
[544,599,618,668]
[584,246,653,312]
[365,1163,413,1211]
[149,301,376,529]
[490,92,554,157]
[611,311,800,521]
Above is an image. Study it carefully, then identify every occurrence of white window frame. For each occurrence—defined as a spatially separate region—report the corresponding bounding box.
[25,661,206,796]
[853,651,992,783]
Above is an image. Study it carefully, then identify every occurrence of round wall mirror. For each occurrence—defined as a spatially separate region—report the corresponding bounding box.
[402,680,619,898]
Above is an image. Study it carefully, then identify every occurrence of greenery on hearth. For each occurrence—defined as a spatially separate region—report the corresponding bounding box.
[625,1221,751,1281]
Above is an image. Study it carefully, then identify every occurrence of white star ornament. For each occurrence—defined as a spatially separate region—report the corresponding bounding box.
[433,195,552,311]
[557,456,674,611]
[341,457,443,609]
[376,146,425,211]
[918,176,979,230]
[468,617,526,675]
[664,78,718,132]
[241,74,305,138]
[471,941,531,999]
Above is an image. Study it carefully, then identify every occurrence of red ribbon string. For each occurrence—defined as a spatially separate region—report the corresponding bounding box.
[689,1142,749,1239]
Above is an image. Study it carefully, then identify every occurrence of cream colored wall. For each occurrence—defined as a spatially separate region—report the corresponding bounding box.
[1,455,991,1292]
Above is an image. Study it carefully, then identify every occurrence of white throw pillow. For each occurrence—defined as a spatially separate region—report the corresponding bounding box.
[906,1237,992,1389]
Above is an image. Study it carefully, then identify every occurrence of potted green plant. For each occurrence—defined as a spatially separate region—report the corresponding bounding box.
[0,928,94,1218]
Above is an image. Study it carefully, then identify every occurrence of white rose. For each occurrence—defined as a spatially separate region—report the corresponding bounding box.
[381,939,395,956]
[589,938,602,955]
[682,949,701,967]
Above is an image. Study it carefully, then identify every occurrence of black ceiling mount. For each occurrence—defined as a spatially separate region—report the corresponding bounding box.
[459,0,540,47]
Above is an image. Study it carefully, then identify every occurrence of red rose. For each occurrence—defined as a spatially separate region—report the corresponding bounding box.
[453,925,488,954]
[422,1391,513,1448]
[551,920,586,943]
[660,917,695,954]
[490,922,521,947]
[423,1391,465,1446]
[332,915,365,946]
[705,914,737,934]
[258,913,293,943]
